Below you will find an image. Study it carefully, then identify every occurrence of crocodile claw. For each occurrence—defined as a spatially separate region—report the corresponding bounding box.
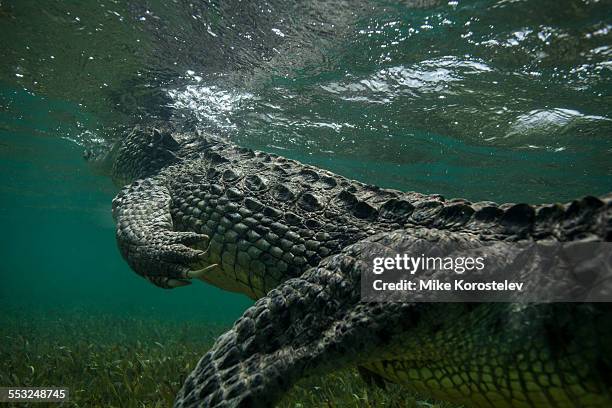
[186,264,219,282]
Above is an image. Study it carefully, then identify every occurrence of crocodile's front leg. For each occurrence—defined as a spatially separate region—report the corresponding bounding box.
[112,177,213,288]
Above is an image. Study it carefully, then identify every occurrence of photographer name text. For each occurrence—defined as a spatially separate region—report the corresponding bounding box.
[371,254,524,293]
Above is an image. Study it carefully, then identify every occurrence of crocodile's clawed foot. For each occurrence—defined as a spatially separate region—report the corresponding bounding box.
[145,234,215,289]
[112,180,219,289]
[145,235,219,289]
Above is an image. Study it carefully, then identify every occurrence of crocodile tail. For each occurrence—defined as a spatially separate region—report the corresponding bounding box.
[395,192,612,241]
[174,228,612,408]
[173,244,414,408]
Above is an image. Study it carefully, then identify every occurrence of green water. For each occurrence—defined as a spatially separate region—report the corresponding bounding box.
[0,0,611,406]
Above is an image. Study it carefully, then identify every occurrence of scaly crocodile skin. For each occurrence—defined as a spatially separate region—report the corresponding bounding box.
[110,126,612,407]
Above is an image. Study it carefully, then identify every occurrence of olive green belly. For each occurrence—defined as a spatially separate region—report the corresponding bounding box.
[364,358,610,408]
[362,304,611,408]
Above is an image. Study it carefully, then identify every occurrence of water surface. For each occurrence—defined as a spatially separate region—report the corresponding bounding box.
[0,0,610,403]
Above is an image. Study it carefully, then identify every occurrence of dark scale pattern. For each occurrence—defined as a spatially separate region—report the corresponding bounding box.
[174,229,612,408]
[110,127,612,407]
[161,144,396,298]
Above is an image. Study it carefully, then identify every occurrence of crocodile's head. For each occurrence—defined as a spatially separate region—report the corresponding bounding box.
[109,126,182,186]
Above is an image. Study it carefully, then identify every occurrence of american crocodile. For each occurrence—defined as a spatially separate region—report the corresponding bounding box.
[111,126,612,407]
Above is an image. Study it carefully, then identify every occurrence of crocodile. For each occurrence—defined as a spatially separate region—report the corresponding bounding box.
[110,126,612,408]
